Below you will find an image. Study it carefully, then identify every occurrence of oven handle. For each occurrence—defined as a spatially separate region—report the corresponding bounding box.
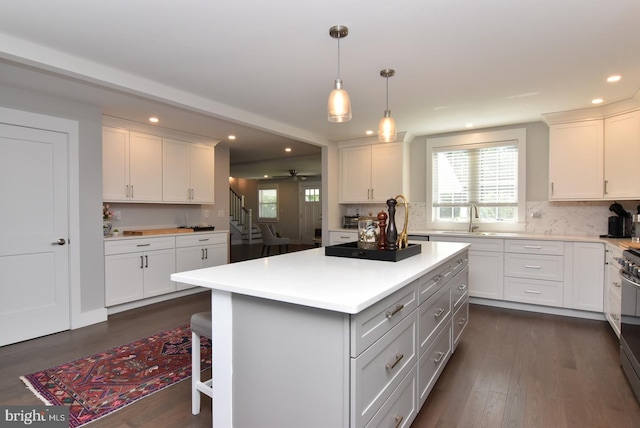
[620,270,640,288]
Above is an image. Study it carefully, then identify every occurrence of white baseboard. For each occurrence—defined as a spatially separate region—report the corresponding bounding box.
[71,307,108,329]
[106,288,209,315]
[469,297,606,321]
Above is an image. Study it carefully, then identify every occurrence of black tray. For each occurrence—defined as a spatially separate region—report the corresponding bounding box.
[324,242,421,262]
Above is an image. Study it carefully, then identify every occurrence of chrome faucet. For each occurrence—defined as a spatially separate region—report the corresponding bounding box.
[468,204,479,232]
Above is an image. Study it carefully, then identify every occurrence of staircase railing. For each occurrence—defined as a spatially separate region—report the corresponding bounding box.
[229,188,254,244]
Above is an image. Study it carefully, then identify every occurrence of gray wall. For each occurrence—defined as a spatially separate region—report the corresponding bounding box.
[409,121,550,203]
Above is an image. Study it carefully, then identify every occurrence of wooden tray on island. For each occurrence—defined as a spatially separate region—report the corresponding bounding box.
[325,242,421,262]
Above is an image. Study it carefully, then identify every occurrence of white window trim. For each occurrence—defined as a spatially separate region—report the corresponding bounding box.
[426,128,527,233]
[258,183,279,221]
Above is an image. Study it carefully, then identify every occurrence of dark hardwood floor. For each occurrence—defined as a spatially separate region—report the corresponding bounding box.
[2,294,639,427]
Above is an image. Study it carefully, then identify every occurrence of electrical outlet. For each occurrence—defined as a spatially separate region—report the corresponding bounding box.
[203,210,209,218]
[114,211,121,221]
[531,209,541,218]
[218,209,225,218]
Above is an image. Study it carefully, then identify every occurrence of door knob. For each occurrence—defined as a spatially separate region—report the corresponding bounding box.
[52,238,66,246]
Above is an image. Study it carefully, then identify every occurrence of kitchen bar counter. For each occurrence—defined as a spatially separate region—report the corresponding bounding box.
[171,241,469,428]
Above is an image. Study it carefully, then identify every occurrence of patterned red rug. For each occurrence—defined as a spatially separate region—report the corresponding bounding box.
[20,324,212,427]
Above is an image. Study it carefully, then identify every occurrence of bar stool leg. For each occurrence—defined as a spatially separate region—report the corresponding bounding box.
[192,331,201,415]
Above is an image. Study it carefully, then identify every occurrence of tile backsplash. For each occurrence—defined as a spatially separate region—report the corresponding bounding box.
[345,200,640,236]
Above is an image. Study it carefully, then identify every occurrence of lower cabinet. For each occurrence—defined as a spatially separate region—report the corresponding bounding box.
[105,237,176,306]
[105,232,228,307]
[350,251,469,428]
[175,233,228,290]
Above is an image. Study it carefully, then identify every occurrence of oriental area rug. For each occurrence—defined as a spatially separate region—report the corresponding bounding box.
[20,324,212,428]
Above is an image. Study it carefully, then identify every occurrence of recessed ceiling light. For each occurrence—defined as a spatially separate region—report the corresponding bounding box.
[228,135,236,140]
[592,98,604,104]
[149,117,159,123]
[263,175,269,178]
[607,75,621,83]
[465,123,474,128]
[285,147,292,152]
[366,130,374,135]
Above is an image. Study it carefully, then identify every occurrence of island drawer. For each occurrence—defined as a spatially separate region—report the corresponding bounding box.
[504,276,563,307]
[175,233,226,247]
[504,253,564,281]
[450,252,469,277]
[104,236,175,255]
[351,283,418,357]
[418,285,451,356]
[417,262,451,304]
[417,319,452,406]
[451,267,469,310]
[365,367,417,428]
[504,239,564,255]
[453,299,469,351]
[351,313,417,428]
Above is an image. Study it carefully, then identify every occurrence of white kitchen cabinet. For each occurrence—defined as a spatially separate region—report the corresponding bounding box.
[163,138,215,203]
[175,233,228,290]
[429,236,504,300]
[567,242,604,312]
[104,237,176,306]
[102,127,163,202]
[548,120,604,200]
[328,230,357,245]
[339,142,403,203]
[604,110,640,199]
[605,243,623,337]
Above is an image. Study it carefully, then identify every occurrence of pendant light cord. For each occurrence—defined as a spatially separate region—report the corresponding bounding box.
[337,37,341,79]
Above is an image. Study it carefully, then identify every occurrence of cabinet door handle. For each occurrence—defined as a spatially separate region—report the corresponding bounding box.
[433,351,445,364]
[204,248,208,259]
[524,245,542,249]
[131,185,134,198]
[145,255,148,268]
[370,188,374,200]
[201,249,205,260]
[458,283,468,291]
[126,184,130,198]
[613,281,621,288]
[524,289,541,294]
[524,265,541,269]
[550,182,554,196]
[140,255,144,269]
[612,314,620,321]
[394,415,404,428]
[458,317,467,326]
[434,308,445,318]
[385,304,404,318]
[604,180,608,194]
[385,353,404,370]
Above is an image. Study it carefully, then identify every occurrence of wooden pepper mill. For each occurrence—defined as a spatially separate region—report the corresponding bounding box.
[377,211,388,250]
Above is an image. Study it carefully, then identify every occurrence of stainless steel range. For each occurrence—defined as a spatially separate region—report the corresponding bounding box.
[620,248,640,402]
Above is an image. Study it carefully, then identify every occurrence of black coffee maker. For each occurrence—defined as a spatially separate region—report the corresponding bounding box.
[608,202,632,238]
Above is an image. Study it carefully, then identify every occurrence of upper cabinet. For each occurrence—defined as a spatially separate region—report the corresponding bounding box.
[163,138,215,204]
[546,102,640,201]
[339,140,404,203]
[548,120,604,200]
[603,110,640,199]
[102,127,163,202]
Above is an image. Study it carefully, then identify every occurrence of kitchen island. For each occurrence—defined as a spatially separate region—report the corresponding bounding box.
[171,241,469,428]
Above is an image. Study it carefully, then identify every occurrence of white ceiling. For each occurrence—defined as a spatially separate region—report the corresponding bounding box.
[1,0,639,178]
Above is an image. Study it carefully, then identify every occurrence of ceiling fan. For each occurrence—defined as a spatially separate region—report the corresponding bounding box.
[273,169,307,181]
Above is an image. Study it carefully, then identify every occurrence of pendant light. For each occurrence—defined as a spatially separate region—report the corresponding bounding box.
[378,69,397,142]
[328,25,351,122]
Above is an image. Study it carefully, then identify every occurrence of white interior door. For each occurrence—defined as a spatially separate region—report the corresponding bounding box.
[299,183,322,245]
[0,122,70,346]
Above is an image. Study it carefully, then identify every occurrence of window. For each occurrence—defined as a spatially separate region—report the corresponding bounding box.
[304,188,320,202]
[427,128,526,231]
[258,185,278,220]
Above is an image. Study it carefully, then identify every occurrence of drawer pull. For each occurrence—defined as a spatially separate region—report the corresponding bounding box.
[385,304,404,318]
[198,238,210,242]
[458,283,468,291]
[613,281,621,288]
[433,351,445,364]
[385,353,404,370]
[458,317,467,326]
[524,289,541,294]
[394,415,404,428]
[524,265,541,269]
[524,245,542,249]
[434,308,445,318]
[432,274,443,283]
[136,243,151,247]
[612,314,620,321]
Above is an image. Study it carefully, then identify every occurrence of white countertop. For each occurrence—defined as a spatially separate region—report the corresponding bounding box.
[171,241,469,314]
